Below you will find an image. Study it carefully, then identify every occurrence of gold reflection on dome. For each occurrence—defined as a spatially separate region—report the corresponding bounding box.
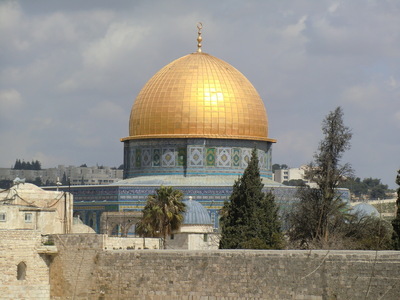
[122,52,275,142]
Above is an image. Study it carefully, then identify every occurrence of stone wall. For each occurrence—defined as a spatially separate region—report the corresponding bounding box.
[104,236,160,250]
[0,230,51,299]
[50,234,400,299]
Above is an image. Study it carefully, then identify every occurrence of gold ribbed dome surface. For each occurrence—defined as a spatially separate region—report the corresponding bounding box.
[122,52,274,142]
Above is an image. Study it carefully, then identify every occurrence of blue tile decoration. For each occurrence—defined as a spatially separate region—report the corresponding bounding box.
[141,148,152,167]
[123,138,273,178]
[162,148,176,167]
[135,148,141,168]
[130,148,135,170]
[189,146,204,167]
[258,149,266,169]
[232,148,241,167]
[206,148,216,166]
[217,147,231,167]
[177,148,186,166]
[241,148,251,168]
[53,181,350,233]
[152,148,161,167]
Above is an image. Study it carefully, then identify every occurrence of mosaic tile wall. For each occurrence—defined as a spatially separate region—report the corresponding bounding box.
[55,185,350,233]
[123,138,273,179]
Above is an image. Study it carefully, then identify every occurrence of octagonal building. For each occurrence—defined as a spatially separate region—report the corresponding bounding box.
[55,28,329,234]
[121,40,276,181]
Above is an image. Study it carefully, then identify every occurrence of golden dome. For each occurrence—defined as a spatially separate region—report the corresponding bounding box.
[122,52,275,142]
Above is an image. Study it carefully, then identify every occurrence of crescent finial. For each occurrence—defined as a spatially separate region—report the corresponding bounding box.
[197,22,203,53]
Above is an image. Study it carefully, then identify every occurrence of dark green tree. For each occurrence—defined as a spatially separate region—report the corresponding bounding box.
[272,164,289,172]
[338,177,368,199]
[392,170,400,250]
[136,186,186,249]
[61,172,68,185]
[30,177,42,186]
[13,159,41,170]
[283,179,307,187]
[289,107,353,248]
[0,180,13,189]
[345,216,393,250]
[13,159,22,169]
[287,186,353,248]
[219,148,284,249]
[32,160,41,170]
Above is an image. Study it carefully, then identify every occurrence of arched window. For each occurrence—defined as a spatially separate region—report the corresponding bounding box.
[17,262,27,280]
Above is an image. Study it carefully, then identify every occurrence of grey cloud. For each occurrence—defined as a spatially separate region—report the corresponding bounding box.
[0,0,399,188]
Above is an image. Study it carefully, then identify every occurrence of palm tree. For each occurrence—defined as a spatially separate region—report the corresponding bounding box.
[136,186,186,249]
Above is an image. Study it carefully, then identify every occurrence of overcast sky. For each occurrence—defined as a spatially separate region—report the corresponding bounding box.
[1,0,399,188]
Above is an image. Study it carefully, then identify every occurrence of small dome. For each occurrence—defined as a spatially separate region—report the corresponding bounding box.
[122,52,275,143]
[352,203,379,217]
[182,198,212,225]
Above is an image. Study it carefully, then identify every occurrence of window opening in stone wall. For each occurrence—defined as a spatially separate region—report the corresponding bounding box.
[127,224,136,236]
[0,212,6,222]
[24,213,32,223]
[111,224,120,237]
[17,262,27,280]
[170,234,174,240]
[203,233,208,242]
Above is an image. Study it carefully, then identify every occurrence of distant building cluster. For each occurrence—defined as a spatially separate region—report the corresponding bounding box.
[0,165,123,186]
[273,165,317,187]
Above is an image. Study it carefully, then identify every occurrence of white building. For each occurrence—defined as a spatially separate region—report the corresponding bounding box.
[168,197,219,250]
[274,165,317,187]
[0,181,73,234]
[0,165,123,186]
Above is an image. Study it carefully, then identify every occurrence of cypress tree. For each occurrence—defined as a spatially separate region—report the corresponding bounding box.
[13,159,21,170]
[219,148,284,249]
[61,172,68,185]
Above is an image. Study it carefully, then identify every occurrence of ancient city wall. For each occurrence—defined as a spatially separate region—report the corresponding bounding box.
[0,230,51,299]
[50,234,400,300]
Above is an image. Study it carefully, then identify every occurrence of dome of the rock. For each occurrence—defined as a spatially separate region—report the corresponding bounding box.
[53,26,351,235]
[121,27,275,181]
[122,52,274,143]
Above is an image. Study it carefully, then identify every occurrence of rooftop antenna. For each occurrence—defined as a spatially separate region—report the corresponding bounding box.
[56,177,62,191]
[197,22,203,53]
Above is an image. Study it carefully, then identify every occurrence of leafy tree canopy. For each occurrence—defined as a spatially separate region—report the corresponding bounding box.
[339,176,390,199]
[272,164,289,172]
[283,179,307,187]
[289,107,354,248]
[392,170,400,249]
[136,186,186,249]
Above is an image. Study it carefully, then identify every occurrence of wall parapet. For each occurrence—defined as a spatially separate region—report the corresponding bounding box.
[49,235,400,300]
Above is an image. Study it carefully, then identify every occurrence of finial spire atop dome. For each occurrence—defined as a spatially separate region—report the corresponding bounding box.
[197,22,203,53]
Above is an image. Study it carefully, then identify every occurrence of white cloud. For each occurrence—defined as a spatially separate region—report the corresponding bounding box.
[83,22,149,69]
[0,1,21,30]
[395,111,400,125]
[328,2,340,13]
[273,130,317,166]
[89,101,125,120]
[282,15,307,38]
[0,0,399,188]
[0,89,23,118]
[388,76,398,89]
[340,84,382,110]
